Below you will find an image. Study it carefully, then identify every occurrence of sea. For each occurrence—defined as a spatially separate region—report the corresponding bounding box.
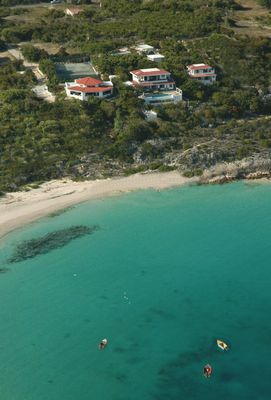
[0,181,271,400]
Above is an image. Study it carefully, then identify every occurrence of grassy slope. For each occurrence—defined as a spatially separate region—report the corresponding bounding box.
[232,0,271,36]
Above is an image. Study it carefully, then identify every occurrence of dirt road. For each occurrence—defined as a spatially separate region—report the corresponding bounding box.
[8,48,55,102]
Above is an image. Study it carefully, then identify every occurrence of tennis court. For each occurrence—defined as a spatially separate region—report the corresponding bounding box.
[55,62,98,81]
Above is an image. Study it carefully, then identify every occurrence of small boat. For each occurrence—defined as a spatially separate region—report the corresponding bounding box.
[203,364,212,378]
[217,339,229,351]
[99,338,108,350]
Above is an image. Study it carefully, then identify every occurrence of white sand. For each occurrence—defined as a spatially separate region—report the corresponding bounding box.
[0,171,197,240]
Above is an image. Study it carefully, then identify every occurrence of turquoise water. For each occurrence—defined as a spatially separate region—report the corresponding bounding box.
[0,182,271,400]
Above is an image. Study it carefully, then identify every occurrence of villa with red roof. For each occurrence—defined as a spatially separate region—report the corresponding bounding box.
[128,68,182,105]
[186,63,216,85]
[65,77,113,101]
[130,68,175,91]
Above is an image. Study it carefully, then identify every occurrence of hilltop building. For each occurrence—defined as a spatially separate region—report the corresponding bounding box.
[111,47,131,56]
[135,44,155,55]
[65,77,113,101]
[186,63,216,85]
[147,53,165,63]
[129,68,182,105]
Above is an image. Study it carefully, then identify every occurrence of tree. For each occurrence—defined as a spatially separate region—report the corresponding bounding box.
[21,44,48,62]
[0,39,7,51]
[259,0,271,8]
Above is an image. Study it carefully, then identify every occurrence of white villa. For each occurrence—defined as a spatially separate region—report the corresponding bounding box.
[147,53,165,63]
[130,68,175,91]
[135,44,155,55]
[129,68,182,105]
[65,77,113,101]
[186,63,216,85]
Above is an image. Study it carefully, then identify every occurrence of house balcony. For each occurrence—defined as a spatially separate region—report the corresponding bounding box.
[133,80,176,92]
[191,68,215,75]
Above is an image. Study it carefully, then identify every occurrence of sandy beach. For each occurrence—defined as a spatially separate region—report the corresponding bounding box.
[0,171,196,240]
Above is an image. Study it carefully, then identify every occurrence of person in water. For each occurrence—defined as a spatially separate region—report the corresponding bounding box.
[203,364,212,378]
[99,338,108,349]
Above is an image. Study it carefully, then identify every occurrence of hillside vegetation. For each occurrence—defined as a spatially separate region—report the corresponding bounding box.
[0,0,270,192]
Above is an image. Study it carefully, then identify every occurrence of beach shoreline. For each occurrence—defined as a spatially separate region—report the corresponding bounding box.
[0,171,197,241]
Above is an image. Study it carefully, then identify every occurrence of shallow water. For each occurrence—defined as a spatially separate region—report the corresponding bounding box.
[0,182,271,400]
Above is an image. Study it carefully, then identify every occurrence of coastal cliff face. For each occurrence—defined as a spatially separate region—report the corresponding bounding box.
[69,149,271,186]
[200,156,271,184]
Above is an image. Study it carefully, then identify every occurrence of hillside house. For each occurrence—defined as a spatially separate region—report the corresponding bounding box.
[147,53,165,63]
[135,44,155,55]
[130,68,174,91]
[129,68,182,105]
[111,47,131,56]
[65,77,113,101]
[187,63,216,85]
[65,7,82,16]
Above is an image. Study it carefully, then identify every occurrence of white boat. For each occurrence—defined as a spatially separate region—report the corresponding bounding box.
[217,339,229,350]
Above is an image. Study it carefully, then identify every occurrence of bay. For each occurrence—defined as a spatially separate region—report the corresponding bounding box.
[0,181,271,400]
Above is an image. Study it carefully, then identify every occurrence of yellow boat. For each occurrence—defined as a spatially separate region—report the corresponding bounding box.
[217,339,229,351]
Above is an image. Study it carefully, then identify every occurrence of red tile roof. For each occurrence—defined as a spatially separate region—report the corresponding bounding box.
[130,69,170,77]
[75,77,103,86]
[68,85,113,93]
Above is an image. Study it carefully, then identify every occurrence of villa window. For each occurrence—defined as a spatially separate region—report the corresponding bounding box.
[147,76,158,81]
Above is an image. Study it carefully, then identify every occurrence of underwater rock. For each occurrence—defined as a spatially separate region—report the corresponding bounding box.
[49,206,74,218]
[8,225,99,263]
[0,267,9,273]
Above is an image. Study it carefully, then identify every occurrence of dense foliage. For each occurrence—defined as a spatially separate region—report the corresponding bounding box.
[0,0,42,5]
[259,0,271,8]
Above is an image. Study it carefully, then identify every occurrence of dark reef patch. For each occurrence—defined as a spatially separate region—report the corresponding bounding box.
[219,370,235,382]
[150,307,175,320]
[0,267,9,274]
[126,356,143,364]
[114,373,127,382]
[8,225,99,263]
[64,333,71,339]
[49,206,74,218]
[113,346,127,353]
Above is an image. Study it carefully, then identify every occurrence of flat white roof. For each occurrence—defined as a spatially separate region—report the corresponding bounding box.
[192,63,206,67]
[144,110,157,115]
[140,68,160,72]
[147,54,165,59]
[136,44,154,49]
